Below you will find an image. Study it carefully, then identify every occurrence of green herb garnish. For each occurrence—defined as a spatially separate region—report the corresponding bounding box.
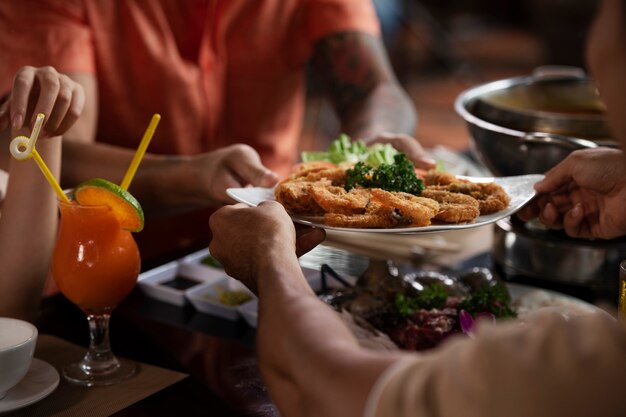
[301,134,398,167]
[345,154,425,195]
[458,284,517,319]
[395,284,448,316]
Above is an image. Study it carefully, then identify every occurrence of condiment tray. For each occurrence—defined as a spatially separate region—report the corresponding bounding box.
[138,248,352,324]
[186,276,256,321]
[137,256,224,306]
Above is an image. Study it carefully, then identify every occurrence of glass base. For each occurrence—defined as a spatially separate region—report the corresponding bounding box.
[62,357,136,387]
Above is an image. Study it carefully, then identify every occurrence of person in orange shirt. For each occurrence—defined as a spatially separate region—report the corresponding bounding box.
[0,1,430,253]
[0,0,430,261]
[0,68,83,321]
[207,1,626,416]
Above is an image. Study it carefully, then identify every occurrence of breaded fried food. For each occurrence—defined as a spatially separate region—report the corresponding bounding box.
[423,169,458,186]
[277,164,509,228]
[324,211,398,228]
[421,188,480,223]
[292,161,336,174]
[274,179,324,215]
[293,167,346,184]
[447,182,510,214]
[424,169,510,215]
[309,185,370,215]
[370,189,439,227]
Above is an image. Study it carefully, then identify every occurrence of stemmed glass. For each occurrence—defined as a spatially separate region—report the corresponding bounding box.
[8,113,157,386]
[51,198,141,386]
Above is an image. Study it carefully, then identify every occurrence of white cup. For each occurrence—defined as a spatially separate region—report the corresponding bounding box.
[0,318,38,399]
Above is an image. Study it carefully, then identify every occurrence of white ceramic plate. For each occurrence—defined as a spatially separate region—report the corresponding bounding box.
[236,267,347,327]
[0,359,59,414]
[226,174,543,234]
[508,283,599,318]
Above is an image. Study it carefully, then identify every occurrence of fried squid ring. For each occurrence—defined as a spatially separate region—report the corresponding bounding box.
[421,188,480,223]
[370,189,439,227]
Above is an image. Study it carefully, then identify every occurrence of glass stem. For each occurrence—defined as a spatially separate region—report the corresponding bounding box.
[80,313,120,375]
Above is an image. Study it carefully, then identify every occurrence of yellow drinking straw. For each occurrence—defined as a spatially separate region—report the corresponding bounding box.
[9,113,70,204]
[120,114,161,190]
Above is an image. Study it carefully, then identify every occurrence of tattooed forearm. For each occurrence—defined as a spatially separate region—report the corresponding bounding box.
[312,32,386,119]
[312,32,416,138]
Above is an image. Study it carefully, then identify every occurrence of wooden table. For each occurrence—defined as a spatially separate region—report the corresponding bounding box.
[29,234,609,416]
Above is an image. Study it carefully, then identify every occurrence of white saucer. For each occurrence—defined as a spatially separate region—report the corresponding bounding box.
[0,358,60,414]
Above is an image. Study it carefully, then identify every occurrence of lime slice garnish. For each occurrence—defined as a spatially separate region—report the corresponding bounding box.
[74,178,145,232]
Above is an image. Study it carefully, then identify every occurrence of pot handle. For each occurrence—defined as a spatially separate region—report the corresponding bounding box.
[522,132,599,149]
[532,65,586,81]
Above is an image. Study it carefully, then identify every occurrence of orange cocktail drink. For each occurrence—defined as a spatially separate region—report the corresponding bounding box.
[50,192,143,387]
[10,113,159,387]
[52,202,140,313]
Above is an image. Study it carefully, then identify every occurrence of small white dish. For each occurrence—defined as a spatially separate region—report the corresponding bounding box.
[180,248,212,264]
[186,277,256,321]
[0,358,59,414]
[179,248,228,279]
[137,261,222,306]
[234,267,357,328]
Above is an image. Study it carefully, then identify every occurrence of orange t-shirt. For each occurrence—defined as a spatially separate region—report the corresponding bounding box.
[0,0,380,178]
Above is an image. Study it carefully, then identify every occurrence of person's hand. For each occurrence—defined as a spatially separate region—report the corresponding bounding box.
[364,132,436,170]
[188,144,279,206]
[517,148,626,239]
[208,201,325,293]
[0,66,85,137]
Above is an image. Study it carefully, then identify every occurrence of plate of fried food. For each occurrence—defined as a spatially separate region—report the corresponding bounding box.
[227,135,542,234]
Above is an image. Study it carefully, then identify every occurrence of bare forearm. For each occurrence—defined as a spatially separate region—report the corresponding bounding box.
[61,140,202,217]
[313,32,417,140]
[342,83,416,140]
[255,256,401,417]
[0,136,61,321]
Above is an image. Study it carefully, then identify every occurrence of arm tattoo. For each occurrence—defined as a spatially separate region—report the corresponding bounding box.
[312,32,388,119]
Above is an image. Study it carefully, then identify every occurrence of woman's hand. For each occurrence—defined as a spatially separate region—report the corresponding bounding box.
[0,66,85,137]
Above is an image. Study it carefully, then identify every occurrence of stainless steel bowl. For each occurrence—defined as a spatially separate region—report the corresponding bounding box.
[455,67,615,176]
[493,217,624,294]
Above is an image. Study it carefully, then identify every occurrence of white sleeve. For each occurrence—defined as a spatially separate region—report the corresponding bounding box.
[367,312,626,417]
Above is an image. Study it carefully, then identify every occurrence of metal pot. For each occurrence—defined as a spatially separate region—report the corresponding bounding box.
[493,217,624,298]
[455,66,615,176]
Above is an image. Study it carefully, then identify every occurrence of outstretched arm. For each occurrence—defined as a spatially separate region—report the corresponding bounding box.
[62,141,277,216]
[209,202,407,417]
[517,148,626,239]
[312,32,434,168]
[209,203,626,417]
